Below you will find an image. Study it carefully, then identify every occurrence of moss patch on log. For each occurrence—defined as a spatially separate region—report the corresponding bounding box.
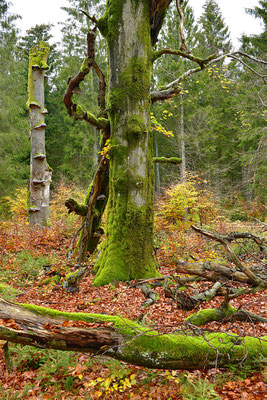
[10,301,267,369]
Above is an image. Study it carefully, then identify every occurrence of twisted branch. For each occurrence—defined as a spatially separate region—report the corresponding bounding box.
[151,51,266,103]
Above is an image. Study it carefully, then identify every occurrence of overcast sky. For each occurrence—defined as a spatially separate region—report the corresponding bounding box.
[9,0,264,49]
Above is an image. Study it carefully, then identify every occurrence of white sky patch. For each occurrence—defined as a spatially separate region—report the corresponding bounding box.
[189,0,264,48]
[9,0,264,48]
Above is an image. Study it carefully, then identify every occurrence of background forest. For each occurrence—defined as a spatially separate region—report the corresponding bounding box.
[0,0,266,217]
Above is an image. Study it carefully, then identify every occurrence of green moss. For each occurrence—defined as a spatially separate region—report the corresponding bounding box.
[3,301,267,369]
[93,198,158,286]
[153,157,182,164]
[80,57,91,74]
[19,302,147,336]
[186,309,222,326]
[0,325,21,340]
[97,14,108,37]
[27,41,50,109]
[102,0,125,44]
[186,303,237,326]
[41,275,60,286]
[64,270,80,284]
[92,0,156,286]
[109,57,151,115]
[117,330,267,369]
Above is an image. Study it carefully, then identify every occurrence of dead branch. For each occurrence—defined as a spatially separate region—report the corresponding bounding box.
[153,48,216,67]
[81,10,97,25]
[151,51,266,102]
[175,259,253,284]
[191,225,266,288]
[136,284,159,307]
[63,29,109,132]
[78,154,108,264]
[226,232,266,254]
[176,0,190,53]
[151,86,183,103]
[133,276,198,286]
[65,199,87,216]
[150,0,173,45]
[64,28,110,279]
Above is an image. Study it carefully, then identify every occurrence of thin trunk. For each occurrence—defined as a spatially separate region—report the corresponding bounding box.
[154,133,161,194]
[27,42,51,227]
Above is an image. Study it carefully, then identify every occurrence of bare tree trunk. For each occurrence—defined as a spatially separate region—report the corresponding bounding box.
[27,42,51,227]
[154,133,161,194]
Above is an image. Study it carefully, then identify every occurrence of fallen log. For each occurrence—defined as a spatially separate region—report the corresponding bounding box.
[191,225,266,288]
[175,260,252,284]
[186,300,267,326]
[0,297,266,370]
[165,282,223,310]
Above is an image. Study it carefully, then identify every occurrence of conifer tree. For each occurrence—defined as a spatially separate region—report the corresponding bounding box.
[0,0,29,197]
[197,0,232,57]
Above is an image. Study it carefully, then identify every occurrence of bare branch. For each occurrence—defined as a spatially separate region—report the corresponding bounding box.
[151,85,183,102]
[191,225,267,288]
[235,51,267,65]
[176,0,190,53]
[91,60,107,114]
[230,55,266,83]
[153,47,216,67]
[81,10,97,25]
[151,51,267,103]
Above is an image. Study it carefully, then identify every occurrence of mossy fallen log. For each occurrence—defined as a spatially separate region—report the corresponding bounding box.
[186,301,267,326]
[0,297,266,370]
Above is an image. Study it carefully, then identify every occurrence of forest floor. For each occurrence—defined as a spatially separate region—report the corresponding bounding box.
[0,187,266,399]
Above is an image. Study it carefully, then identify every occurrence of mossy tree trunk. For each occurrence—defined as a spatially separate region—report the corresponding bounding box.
[0,298,266,370]
[93,0,158,285]
[27,42,51,227]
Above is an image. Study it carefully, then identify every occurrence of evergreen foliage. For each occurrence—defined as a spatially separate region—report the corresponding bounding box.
[0,0,29,196]
[0,0,265,204]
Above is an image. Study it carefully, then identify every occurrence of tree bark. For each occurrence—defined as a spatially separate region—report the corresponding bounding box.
[0,297,266,370]
[27,42,51,227]
[154,133,161,194]
[94,0,158,285]
[175,260,253,284]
